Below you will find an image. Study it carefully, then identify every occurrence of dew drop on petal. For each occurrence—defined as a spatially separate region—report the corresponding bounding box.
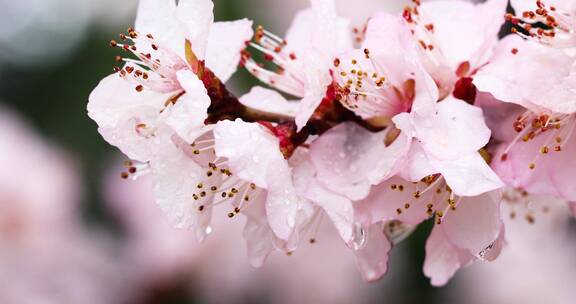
[347,223,367,251]
[205,226,213,236]
[478,242,495,261]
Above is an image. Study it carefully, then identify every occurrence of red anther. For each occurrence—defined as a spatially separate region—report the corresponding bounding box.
[453,77,477,104]
[513,121,525,132]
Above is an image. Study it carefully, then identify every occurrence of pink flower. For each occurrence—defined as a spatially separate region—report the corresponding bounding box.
[474,35,576,201]
[135,118,304,254]
[332,12,438,121]
[0,108,128,304]
[242,0,353,130]
[357,175,505,285]
[212,119,304,246]
[88,0,253,161]
[331,13,502,197]
[401,0,508,96]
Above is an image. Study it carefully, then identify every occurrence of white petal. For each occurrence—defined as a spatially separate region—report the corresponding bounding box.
[239,86,299,117]
[88,72,166,129]
[149,138,213,241]
[165,70,210,143]
[294,52,333,131]
[213,120,299,240]
[205,19,254,82]
[135,0,187,58]
[213,119,280,188]
[285,1,352,57]
[241,194,277,267]
[175,0,214,59]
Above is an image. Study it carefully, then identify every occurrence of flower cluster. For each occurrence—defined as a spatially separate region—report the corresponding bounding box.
[88,0,576,285]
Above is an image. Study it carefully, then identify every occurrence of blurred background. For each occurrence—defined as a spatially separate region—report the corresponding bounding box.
[0,0,575,303]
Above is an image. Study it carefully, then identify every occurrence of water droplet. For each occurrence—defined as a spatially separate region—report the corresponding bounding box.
[205,226,213,235]
[478,242,495,261]
[347,223,367,251]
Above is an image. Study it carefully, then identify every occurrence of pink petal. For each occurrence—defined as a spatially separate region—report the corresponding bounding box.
[474,35,576,114]
[419,0,508,70]
[357,176,434,226]
[397,141,437,182]
[354,223,392,282]
[442,191,503,255]
[205,19,254,82]
[363,13,439,116]
[423,224,474,286]
[493,127,576,202]
[310,122,409,201]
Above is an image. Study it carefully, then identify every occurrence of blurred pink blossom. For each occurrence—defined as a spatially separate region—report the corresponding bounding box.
[0,107,128,304]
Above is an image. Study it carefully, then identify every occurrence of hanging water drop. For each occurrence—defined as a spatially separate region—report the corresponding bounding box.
[347,223,367,251]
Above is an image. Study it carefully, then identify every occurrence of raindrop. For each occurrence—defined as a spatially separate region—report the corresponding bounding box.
[205,226,213,236]
[347,223,367,251]
[478,242,495,261]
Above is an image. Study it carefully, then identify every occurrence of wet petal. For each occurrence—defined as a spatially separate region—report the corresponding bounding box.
[429,152,504,197]
[414,97,492,160]
[239,86,299,117]
[175,0,214,59]
[205,19,254,82]
[354,223,392,282]
[423,224,474,286]
[442,190,503,255]
[165,70,210,143]
[310,122,408,201]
